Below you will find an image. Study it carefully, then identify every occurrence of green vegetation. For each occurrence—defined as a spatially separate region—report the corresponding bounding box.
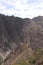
[28,48,43,65]
[29,58,36,64]
[0,61,2,65]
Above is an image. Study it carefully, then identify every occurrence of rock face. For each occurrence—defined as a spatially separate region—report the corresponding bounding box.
[0,14,43,61]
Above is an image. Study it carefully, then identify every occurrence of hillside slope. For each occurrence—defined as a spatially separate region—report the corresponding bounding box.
[0,14,43,65]
[11,48,43,65]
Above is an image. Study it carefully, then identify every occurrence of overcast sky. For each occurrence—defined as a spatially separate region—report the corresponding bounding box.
[0,0,43,18]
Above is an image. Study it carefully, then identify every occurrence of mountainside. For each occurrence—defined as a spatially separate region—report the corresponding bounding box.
[11,48,43,65]
[0,14,43,65]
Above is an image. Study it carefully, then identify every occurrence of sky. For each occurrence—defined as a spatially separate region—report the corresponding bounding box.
[0,0,43,18]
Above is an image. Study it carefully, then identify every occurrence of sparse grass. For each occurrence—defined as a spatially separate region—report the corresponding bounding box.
[12,60,29,65]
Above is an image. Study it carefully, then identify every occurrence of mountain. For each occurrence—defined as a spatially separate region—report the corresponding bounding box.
[0,14,43,65]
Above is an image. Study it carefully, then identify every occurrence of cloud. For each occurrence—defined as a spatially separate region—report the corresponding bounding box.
[0,0,43,18]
